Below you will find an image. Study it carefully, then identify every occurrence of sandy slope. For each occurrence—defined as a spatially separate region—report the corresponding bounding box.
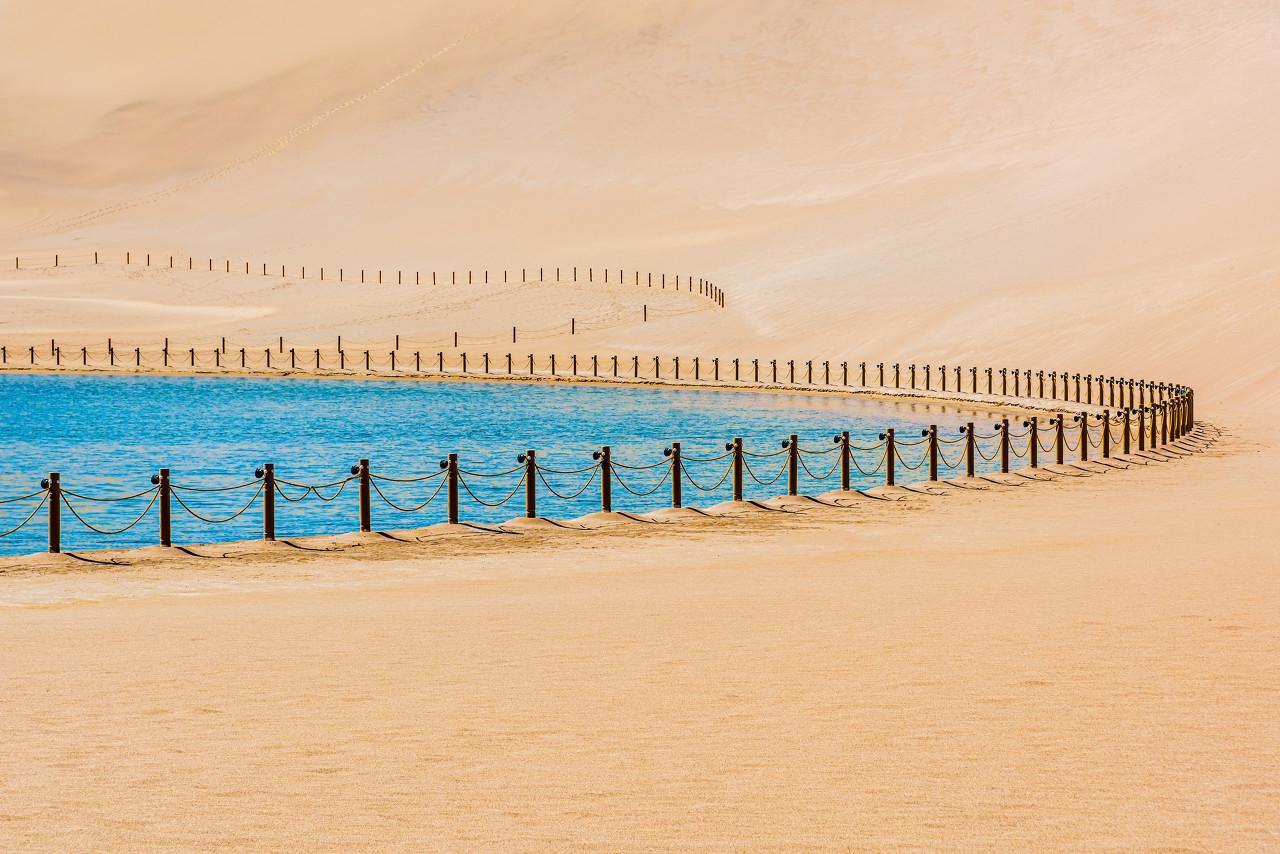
[3,425,1276,851]
[2,1,1279,849]
[3,1,1279,406]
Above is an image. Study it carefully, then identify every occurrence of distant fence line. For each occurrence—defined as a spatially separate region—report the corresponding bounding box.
[0,354,1196,555]
[6,250,727,308]
[0,341,1194,415]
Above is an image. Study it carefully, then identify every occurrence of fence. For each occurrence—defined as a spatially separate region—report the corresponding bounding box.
[4,250,727,308]
[0,361,1196,555]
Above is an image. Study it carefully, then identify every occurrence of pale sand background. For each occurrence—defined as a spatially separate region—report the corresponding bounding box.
[2,1,1279,850]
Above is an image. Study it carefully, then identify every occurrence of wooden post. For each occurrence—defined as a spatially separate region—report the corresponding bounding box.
[1026,418,1039,468]
[730,437,744,500]
[1101,410,1112,458]
[964,423,976,477]
[1000,419,1010,473]
[837,430,851,490]
[1078,413,1089,462]
[1055,413,1065,465]
[882,429,896,486]
[353,459,371,532]
[666,442,683,508]
[152,468,171,547]
[259,463,275,540]
[44,473,61,554]
[595,446,612,512]
[926,425,938,481]
[786,434,799,495]
[520,450,537,518]
[1123,409,1132,454]
[444,454,459,524]
[1137,408,1146,452]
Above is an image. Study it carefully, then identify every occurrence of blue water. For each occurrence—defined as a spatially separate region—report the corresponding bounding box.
[0,374,1007,555]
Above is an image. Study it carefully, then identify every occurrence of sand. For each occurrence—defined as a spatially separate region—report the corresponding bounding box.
[2,1,1278,849]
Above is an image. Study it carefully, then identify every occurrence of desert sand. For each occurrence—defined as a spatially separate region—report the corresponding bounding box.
[2,1,1278,850]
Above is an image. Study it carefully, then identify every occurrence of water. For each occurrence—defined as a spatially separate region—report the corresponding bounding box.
[0,374,1008,555]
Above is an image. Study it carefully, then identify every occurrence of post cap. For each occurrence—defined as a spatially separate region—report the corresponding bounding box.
[255,467,265,478]
[439,459,449,469]
[151,474,161,485]
[40,478,50,489]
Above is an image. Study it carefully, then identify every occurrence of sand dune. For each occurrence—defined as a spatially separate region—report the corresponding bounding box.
[2,1,1278,849]
[4,2,1279,406]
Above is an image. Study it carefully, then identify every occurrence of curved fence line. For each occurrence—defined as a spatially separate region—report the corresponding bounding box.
[2,250,726,309]
[0,359,1197,555]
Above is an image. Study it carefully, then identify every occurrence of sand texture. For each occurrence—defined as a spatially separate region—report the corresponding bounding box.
[2,1,1278,850]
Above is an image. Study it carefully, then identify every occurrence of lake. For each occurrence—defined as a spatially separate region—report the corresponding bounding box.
[0,374,1008,555]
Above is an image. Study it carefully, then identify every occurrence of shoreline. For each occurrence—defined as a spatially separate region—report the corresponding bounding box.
[0,361,1117,418]
[0,430,1217,571]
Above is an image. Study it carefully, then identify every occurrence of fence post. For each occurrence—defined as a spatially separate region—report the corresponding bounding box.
[1150,404,1158,448]
[519,450,537,517]
[894,363,900,388]
[880,428,896,486]
[1077,413,1088,461]
[1122,409,1132,454]
[836,430,851,490]
[594,446,612,512]
[729,437,744,500]
[925,425,938,481]
[785,434,799,495]
[665,442,682,508]
[1101,410,1111,458]
[446,453,459,523]
[1026,418,1039,468]
[1137,408,1146,452]
[43,472,61,554]
[1054,413,1065,465]
[999,419,1010,473]
[255,463,275,540]
[964,422,975,477]
[149,468,171,546]
[351,459,371,532]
